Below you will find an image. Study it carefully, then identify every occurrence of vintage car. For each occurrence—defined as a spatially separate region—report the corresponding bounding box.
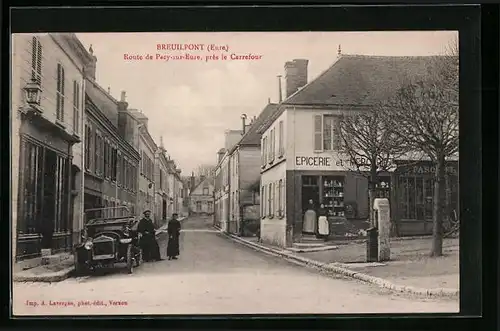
[74,207,143,275]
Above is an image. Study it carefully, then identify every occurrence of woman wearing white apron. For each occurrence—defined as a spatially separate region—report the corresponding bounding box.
[317,204,329,241]
[302,199,317,234]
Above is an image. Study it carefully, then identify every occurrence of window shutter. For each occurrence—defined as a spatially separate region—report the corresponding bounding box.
[334,118,341,150]
[56,64,61,117]
[314,114,323,152]
[271,129,275,162]
[61,66,65,121]
[31,37,37,81]
[37,41,42,84]
[279,121,284,156]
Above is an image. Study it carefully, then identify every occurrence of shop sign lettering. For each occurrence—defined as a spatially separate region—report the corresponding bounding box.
[402,165,458,175]
[295,156,331,167]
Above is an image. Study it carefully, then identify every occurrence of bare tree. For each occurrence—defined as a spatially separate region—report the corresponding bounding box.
[382,42,458,256]
[196,164,216,180]
[338,107,409,228]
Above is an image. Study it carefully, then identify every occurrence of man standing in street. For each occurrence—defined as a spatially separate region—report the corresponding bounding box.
[167,213,181,260]
[137,210,162,262]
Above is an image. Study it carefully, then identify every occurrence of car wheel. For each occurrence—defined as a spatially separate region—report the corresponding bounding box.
[126,245,133,274]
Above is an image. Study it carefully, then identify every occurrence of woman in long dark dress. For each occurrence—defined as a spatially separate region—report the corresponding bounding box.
[167,213,181,260]
[137,210,162,262]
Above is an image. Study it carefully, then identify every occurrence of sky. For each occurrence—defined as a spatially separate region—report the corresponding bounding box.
[76,31,457,175]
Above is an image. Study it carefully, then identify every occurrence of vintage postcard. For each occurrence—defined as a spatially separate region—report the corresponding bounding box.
[12,30,460,316]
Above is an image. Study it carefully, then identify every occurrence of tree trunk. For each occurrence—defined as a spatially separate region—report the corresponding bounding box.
[431,153,446,257]
[368,164,378,226]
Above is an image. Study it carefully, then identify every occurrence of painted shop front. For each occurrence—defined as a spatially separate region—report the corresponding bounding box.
[286,155,372,239]
[392,160,459,236]
[17,110,80,260]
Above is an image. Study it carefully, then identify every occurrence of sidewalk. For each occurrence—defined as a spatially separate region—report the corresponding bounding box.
[220,231,459,299]
[13,253,75,283]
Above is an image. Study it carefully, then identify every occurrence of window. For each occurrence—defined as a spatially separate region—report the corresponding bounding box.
[31,37,42,85]
[97,134,104,176]
[268,184,272,217]
[268,129,274,163]
[314,114,341,152]
[262,137,268,166]
[73,80,80,134]
[203,187,209,195]
[278,179,283,217]
[278,120,284,157]
[103,140,108,178]
[56,63,65,122]
[84,125,92,170]
[116,153,121,186]
[261,186,265,218]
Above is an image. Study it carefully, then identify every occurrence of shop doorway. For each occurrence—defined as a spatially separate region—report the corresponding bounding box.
[301,176,320,213]
[162,199,167,220]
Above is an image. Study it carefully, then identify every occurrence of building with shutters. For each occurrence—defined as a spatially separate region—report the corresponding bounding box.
[83,83,140,224]
[258,54,459,248]
[12,33,91,260]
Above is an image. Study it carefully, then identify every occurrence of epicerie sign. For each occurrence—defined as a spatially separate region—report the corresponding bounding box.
[294,155,372,170]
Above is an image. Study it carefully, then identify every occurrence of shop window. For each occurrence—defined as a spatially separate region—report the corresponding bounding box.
[375,177,391,199]
[322,176,345,217]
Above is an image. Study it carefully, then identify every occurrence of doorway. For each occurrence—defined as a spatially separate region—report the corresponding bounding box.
[162,199,167,220]
[302,176,320,213]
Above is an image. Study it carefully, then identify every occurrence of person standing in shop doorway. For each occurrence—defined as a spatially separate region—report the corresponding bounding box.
[302,199,317,234]
[317,203,329,241]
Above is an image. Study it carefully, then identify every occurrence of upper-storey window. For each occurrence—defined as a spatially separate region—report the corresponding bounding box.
[314,114,341,152]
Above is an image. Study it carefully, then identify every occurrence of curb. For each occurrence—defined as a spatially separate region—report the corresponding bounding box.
[13,266,74,283]
[219,231,458,299]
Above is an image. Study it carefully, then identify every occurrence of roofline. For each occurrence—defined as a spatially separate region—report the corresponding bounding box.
[281,55,344,105]
[228,102,279,154]
[139,126,158,153]
[85,97,140,160]
[86,78,120,106]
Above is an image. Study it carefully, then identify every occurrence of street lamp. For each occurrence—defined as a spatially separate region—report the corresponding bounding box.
[23,79,42,105]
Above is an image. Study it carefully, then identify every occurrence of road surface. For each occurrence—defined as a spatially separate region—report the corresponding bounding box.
[13,216,459,315]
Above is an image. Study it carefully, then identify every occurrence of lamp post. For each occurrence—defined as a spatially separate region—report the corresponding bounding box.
[21,79,43,114]
[24,79,43,105]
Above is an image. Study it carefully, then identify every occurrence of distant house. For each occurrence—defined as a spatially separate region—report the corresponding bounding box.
[226,103,280,235]
[188,175,214,215]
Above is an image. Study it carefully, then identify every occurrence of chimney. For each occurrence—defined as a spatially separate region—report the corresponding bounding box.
[84,44,98,80]
[277,75,283,102]
[268,97,271,104]
[190,172,196,191]
[284,59,308,98]
[217,148,226,164]
[338,44,342,57]
[241,114,248,135]
[117,91,128,111]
